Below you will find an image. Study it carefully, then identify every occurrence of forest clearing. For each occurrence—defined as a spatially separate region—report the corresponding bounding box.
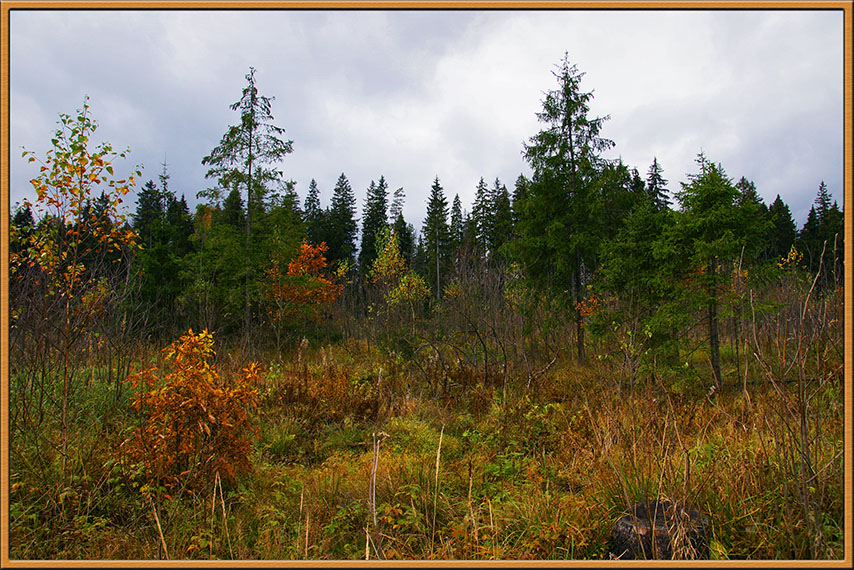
[5,45,848,562]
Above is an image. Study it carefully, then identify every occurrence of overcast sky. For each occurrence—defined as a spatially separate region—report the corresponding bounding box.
[8,7,845,233]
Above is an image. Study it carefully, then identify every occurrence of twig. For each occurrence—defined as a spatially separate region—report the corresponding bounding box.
[431,425,445,554]
[216,472,234,559]
[149,495,169,560]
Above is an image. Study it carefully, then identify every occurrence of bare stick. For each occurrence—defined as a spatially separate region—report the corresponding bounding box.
[149,495,169,561]
[431,425,445,554]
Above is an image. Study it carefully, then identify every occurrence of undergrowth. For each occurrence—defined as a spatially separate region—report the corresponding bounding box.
[8,334,845,561]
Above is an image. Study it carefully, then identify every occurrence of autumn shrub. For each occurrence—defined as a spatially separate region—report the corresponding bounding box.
[261,348,381,429]
[120,329,260,491]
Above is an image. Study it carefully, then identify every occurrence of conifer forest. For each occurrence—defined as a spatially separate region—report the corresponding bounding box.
[6,57,846,562]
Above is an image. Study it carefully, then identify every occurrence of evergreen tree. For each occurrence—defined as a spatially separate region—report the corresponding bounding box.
[358,176,389,277]
[766,194,797,261]
[221,187,246,230]
[597,160,637,239]
[798,182,843,284]
[201,67,294,339]
[511,174,530,227]
[471,177,491,254]
[389,186,406,220]
[490,179,514,261]
[412,234,428,280]
[512,53,614,362]
[166,193,194,258]
[450,193,464,251]
[645,157,670,211]
[303,178,328,247]
[596,193,684,385]
[11,203,35,242]
[735,177,768,218]
[133,179,165,249]
[629,167,645,195]
[422,176,452,299]
[392,212,416,268]
[327,172,358,266]
[814,180,832,220]
[675,153,768,388]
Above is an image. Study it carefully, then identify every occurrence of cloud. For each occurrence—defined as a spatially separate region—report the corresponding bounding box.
[8,8,843,231]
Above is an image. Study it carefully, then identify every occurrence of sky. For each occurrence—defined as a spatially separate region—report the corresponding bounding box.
[7,7,846,234]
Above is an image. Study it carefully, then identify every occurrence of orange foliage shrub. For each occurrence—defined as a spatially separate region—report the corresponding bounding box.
[121,329,260,490]
[264,239,343,322]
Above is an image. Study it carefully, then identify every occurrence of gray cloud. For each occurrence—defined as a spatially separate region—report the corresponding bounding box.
[8,8,843,233]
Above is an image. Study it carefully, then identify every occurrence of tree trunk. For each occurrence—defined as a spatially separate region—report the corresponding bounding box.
[708,262,722,388]
[575,252,585,363]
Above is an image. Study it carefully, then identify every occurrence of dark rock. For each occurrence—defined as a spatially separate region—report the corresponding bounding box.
[609,499,709,560]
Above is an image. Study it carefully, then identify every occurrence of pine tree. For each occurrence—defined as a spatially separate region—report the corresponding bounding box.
[359,176,389,276]
[327,172,358,266]
[392,212,415,268]
[389,186,406,220]
[767,194,797,261]
[450,193,464,252]
[490,179,514,261]
[201,67,293,339]
[303,178,324,244]
[675,153,768,388]
[512,53,614,362]
[471,177,491,254]
[422,176,452,299]
[645,157,669,211]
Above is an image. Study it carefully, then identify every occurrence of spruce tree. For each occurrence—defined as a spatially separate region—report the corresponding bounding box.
[490,179,514,261]
[450,193,464,252]
[133,179,165,248]
[512,53,614,362]
[645,157,670,211]
[471,177,491,254]
[201,67,293,339]
[359,176,389,276]
[767,194,797,260]
[392,212,416,268]
[304,178,324,245]
[327,172,358,266]
[511,174,529,226]
[675,153,768,388]
[422,176,452,299]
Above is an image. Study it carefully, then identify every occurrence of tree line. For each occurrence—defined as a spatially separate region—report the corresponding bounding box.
[10,58,844,391]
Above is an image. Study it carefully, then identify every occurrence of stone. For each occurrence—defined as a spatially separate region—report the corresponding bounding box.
[609,499,709,560]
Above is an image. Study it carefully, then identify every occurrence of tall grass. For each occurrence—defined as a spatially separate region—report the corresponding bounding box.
[8,328,845,560]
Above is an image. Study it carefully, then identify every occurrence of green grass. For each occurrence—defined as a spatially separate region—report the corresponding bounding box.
[7,339,845,561]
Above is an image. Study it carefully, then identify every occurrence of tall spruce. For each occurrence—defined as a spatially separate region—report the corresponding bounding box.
[359,176,389,276]
[422,176,452,299]
[490,179,514,262]
[513,53,614,362]
[798,182,843,284]
[675,153,768,388]
[327,172,358,266]
[201,67,293,339]
[304,178,325,245]
[645,157,670,211]
[450,194,464,252]
[471,177,491,254]
[767,194,797,260]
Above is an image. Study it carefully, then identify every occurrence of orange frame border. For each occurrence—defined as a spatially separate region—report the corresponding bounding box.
[0,1,851,568]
